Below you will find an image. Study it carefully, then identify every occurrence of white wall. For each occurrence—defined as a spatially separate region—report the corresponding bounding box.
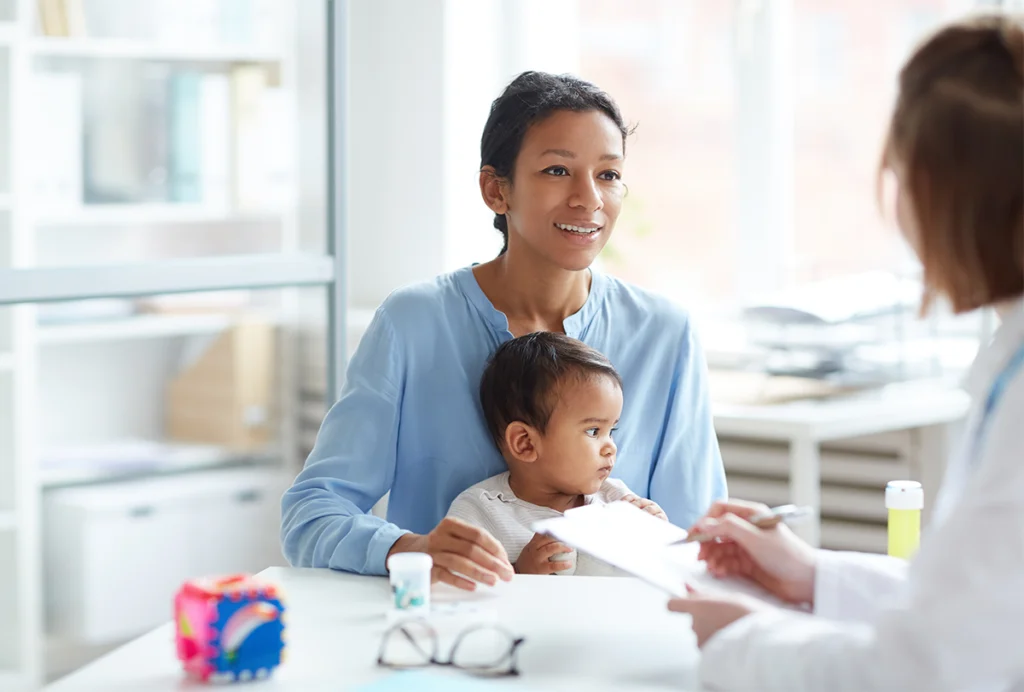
[297,0,327,260]
[441,0,581,272]
[347,0,447,307]
[441,0,505,272]
[344,0,582,310]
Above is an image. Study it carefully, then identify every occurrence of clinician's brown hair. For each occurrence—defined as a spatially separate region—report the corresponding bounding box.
[881,14,1024,314]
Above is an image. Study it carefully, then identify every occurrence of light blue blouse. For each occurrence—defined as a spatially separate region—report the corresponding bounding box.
[281,266,727,574]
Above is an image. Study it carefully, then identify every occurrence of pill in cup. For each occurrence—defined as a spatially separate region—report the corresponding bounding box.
[387,552,433,615]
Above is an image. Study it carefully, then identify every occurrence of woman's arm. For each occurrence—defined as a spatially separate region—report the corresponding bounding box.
[280,309,407,575]
[648,317,728,527]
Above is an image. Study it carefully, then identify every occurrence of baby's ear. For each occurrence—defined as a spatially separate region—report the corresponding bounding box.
[504,422,540,463]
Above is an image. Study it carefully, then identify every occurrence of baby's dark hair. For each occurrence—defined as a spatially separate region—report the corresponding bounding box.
[479,332,623,449]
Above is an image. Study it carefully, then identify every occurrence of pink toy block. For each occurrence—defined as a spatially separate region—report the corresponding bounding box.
[174,574,285,683]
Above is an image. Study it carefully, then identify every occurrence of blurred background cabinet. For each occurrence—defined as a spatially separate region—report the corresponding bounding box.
[0,1,332,687]
[44,468,289,647]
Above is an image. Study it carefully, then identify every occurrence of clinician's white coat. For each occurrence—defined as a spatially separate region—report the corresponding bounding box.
[701,299,1024,692]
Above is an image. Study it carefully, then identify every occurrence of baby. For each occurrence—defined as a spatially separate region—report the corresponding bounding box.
[447,331,666,576]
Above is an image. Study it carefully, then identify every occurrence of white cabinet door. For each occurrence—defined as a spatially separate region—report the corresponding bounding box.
[44,468,289,644]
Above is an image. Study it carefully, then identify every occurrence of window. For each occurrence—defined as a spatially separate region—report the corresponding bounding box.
[790,0,950,286]
[575,0,986,309]
[578,0,738,307]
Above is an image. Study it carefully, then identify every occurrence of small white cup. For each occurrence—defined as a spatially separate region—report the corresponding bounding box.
[387,552,433,615]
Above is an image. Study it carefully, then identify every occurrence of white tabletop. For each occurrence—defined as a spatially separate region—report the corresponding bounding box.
[45,568,702,692]
[713,378,970,441]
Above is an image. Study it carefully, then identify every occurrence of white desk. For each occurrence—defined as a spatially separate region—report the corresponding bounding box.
[713,379,970,546]
[45,569,701,692]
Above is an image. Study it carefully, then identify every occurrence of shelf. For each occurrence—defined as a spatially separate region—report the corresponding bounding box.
[38,312,239,344]
[35,204,282,227]
[39,444,279,489]
[28,37,282,63]
[0,510,15,531]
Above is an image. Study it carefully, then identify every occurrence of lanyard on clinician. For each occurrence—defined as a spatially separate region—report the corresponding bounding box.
[972,339,1024,461]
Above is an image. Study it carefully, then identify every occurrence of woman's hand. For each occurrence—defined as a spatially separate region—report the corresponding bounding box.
[621,494,669,521]
[667,586,766,648]
[690,499,818,605]
[515,532,575,575]
[388,517,514,591]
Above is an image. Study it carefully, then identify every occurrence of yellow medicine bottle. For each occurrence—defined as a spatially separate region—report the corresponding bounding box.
[886,480,923,559]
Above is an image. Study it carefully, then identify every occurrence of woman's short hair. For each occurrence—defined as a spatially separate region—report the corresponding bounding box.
[882,14,1024,314]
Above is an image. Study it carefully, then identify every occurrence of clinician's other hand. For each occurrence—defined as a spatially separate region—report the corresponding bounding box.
[388,518,514,591]
[667,586,766,648]
[690,499,817,605]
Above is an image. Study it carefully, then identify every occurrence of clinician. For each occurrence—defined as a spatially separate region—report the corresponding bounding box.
[668,15,1024,692]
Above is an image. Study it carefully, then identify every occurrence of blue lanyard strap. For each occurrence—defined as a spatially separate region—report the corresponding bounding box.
[974,340,1024,458]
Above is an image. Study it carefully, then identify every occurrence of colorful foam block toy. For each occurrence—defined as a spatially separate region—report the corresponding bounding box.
[174,574,286,683]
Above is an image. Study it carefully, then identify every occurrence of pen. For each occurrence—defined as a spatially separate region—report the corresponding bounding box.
[669,504,814,545]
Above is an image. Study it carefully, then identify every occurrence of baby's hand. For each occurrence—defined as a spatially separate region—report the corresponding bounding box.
[621,494,668,521]
[515,532,574,575]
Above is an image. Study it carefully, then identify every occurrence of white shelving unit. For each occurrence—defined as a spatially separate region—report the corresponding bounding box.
[38,312,242,344]
[35,203,282,227]
[38,443,280,489]
[27,37,283,62]
[1,2,41,688]
[0,1,308,688]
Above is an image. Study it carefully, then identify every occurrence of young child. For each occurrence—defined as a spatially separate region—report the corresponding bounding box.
[447,331,667,575]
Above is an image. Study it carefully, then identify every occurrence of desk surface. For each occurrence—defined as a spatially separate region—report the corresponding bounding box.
[45,569,701,692]
[713,378,970,441]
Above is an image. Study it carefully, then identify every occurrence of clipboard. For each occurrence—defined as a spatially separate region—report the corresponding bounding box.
[532,501,805,611]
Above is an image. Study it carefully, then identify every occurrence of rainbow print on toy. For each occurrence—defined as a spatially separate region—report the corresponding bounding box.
[174,574,286,683]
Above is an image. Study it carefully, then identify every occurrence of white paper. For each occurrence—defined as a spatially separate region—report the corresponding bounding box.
[533,502,806,612]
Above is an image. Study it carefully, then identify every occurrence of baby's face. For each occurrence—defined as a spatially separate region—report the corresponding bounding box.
[537,374,622,496]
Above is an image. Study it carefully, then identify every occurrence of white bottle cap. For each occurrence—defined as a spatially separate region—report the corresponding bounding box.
[387,552,433,573]
[885,480,924,510]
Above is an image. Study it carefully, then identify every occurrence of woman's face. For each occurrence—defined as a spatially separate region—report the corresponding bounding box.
[501,109,626,271]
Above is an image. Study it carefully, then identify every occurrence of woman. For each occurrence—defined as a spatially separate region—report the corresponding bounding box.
[669,15,1024,691]
[281,71,727,590]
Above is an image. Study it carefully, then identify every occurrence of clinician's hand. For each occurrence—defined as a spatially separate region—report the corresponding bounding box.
[667,586,767,648]
[689,499,817,605]
[388,517,514,591]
